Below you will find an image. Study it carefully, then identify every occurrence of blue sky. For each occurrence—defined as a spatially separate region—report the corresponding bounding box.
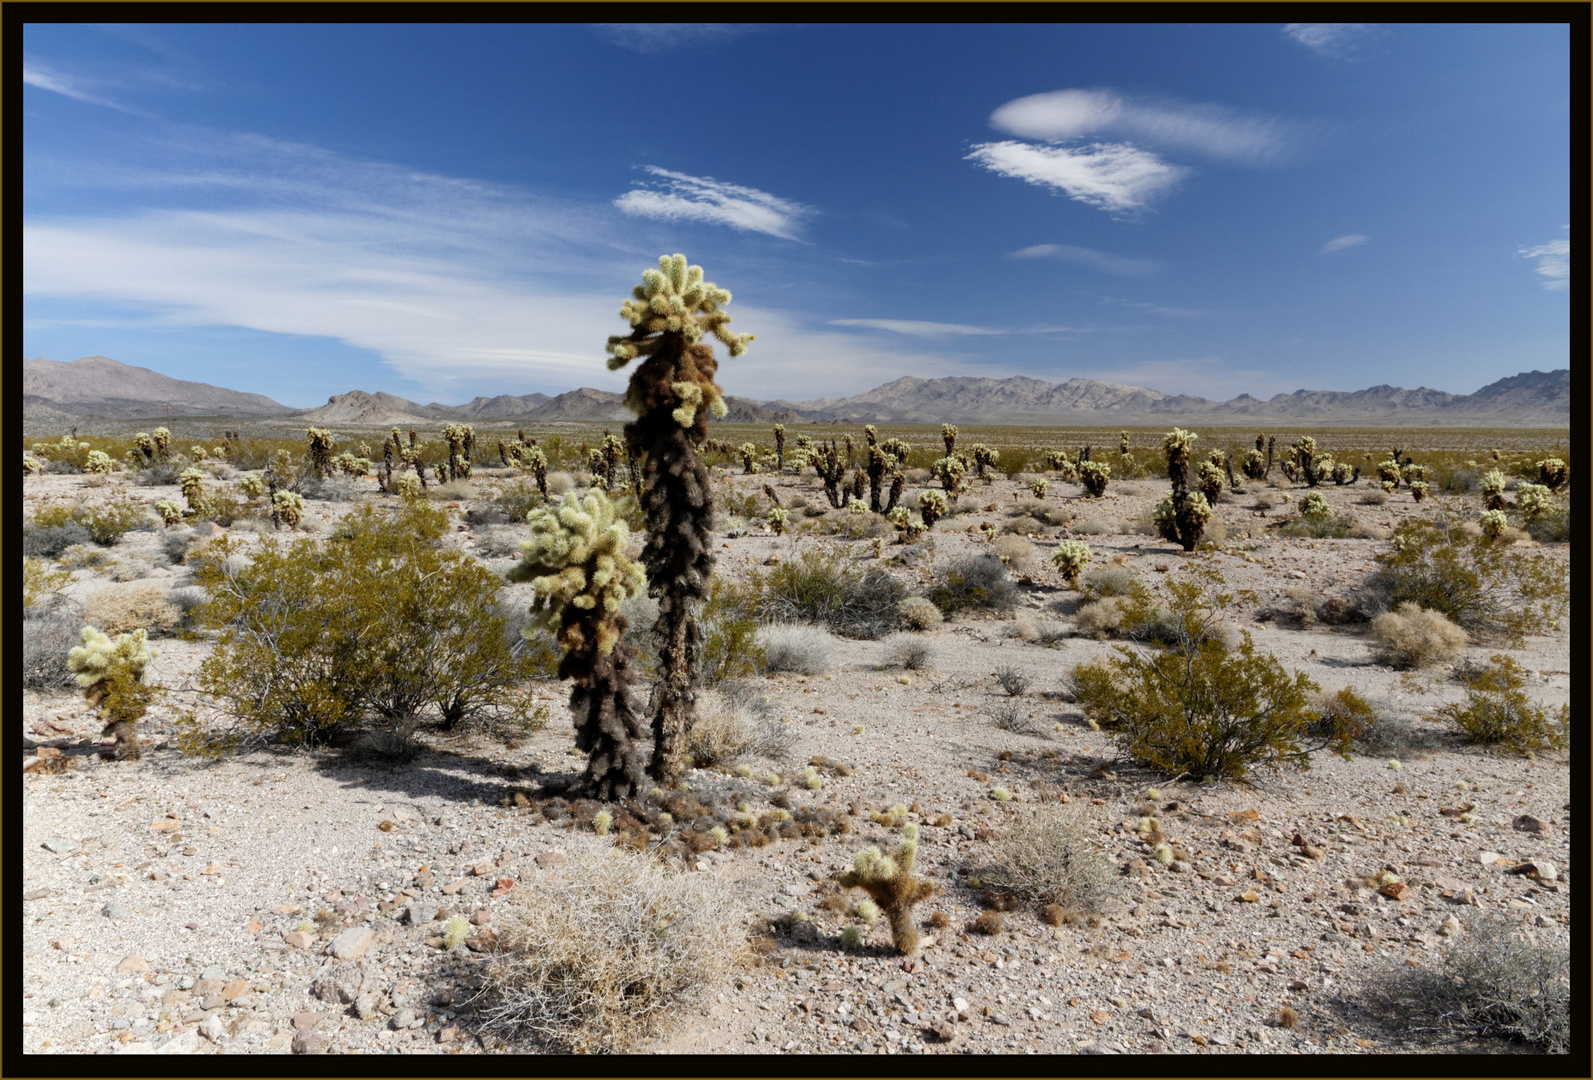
[23,22,1569,409]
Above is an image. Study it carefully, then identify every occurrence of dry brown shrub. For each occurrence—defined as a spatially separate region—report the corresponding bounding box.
[898,596,943,630]
[1369,602,1468,668]
[977,805,1119,915]
[478,841,746,1053]
[992,535,1035,570]
[83,580,181,637]
[1073,596,1127,639]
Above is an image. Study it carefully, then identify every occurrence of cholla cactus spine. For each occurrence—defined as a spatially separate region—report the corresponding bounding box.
[1052,539,1092,587]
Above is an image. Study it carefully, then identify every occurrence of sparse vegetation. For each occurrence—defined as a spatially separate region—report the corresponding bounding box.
[1428,654,1568,755]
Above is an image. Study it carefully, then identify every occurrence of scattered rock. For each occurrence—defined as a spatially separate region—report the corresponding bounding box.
[41,838,80,855]
[292,1010,325,1030]
[101,902,132,920]
[1508,860,1557,882]
[282,931,314,950]
[157,1030,201,1055]
[441,878,468,896]
[311,962,366,1005]
[534,850,568,869]
[353,993,383,1019]
[390,1008,418,1030]
[469,909,491,927]
[1512,815,1549,834]
[327,926,374,960]
[292,1027,330,1054]
[198,1015,226,1043]
[402,902,439,927]
[115,955,151,974]
[1378,882,1411,902]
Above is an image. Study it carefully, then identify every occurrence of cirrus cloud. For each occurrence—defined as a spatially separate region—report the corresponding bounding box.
[1518,237,1569,290]
[989,88,1293,164]
[614,166,812,240]
[1009,243,1163,277]
[965,141,1186,214]
[1321,234,1369,253]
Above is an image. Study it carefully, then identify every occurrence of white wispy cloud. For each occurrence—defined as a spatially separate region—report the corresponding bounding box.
[1010,243,1163,277]
[828,318,1103,337]
[989,88,1293,164]
[1098,296,1210,318]
[966,141,1186,214]
[614,166,812,240]
[1283,23,1374,58]
[1321,234,1369,253]
[1518,237,1569,290]
[591,24,763,54]
[23,58,146,114]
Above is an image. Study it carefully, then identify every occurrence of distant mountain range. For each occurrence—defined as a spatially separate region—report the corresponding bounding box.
[22,356,1570,428]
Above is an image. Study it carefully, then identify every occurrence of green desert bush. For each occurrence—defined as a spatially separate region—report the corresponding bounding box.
[927,554,1018,616]
[699,577,767,683]
[184,500,542,752]
[1368,602,1468,669]
[1080,564,1137,600]
[1427,655,1568,755]
[1071,565,1330,780]
[977,805,1118,917]
[479,840,747,1053]
[1356,511,1567,645]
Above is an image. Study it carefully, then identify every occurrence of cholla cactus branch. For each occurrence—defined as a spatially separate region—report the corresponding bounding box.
[836,824,937,955]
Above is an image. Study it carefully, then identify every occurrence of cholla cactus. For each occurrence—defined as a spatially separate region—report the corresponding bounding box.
[273,490,306,527]
[1536,458,1568,492]
[510,488,649,799]
[1292,436,1321,488]
[23,452,44,475]
[767,506,790,536]
[1156,429,1210,551]
[1401,463,1427,485]
[1298,490,1332,522]
[1377,459,1404,488]
[151,427,172,461]
[814,440,848,508]
[1479,509,1509,540]
[738,442,759,475]
[849,497,868,516]
[179,467,207,514]
[1479,469,1507,511]
[970,444,1000,483]
[154,500,183,526]
[1078,459,1111,498]
[190,445,208,460]
[84,450,115,474]
[1514,482,1552,522]
[917,490,947,530]
[941,423,958,456]
[520,444,549,497]
[1196,460,1224,504]
[442,423,475,482]
[133,432,156,465]
[393,474,421,500]
[1409,479,1430,503]
[1030,477,1049,499]
[771,424,786,472]
[68,626,158,761]
[1331,461,1358,485]
[1052,539,1092,587]
[306,427,336,479]
[333,452,369,478]
[1380,479,1398,494]
[1241,448,1267,482]
[932,455,967,497]
[1119,431,1132,456]
[605,255,751,787]
[836,824,937,955]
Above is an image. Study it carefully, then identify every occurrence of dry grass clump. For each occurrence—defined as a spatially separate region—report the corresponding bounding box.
[688,683,793,767]
[879,634,934,671]
[1070,518,1111,536]
[976,805,1118,916]
[1080,564,1137,600]
[992,535,1035,570]
[1073,596,1129,639]
[757,622,840,675]
[1369,602,1468,668]
[897,596,943,630]
[478,841,747,1053]
[82,580,182,637]
[23,608,81,689]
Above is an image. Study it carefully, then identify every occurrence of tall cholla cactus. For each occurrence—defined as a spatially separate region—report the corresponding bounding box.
[1479,469,1507,512]
[509,489,649,799]
[1536,458,1568,492]
[179,467,207,515]
[1156,428,1210,551]
[443,423,475,482]
[306,427,336,479]
[133,432,156,465]
[932,455,967,497]
[918,489,947,530]
[941,424,958,456]
[1293,436,1322,488]
[970,444,1000,484]
[1078,459,1111,498]
[738,443,759,475]
[151,427,172,461]
[68,627,158,761]
[815,440,848,509]
[605,254,752,787]
[773,424,786,473]
[1197,459,1224,504]
[836,824,937,955]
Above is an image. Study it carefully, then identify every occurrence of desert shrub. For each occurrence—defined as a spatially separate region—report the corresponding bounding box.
[479,840,746,1053]
[879,634,933,670]
[1359,488,1390,506]
[1072,565,1331,780]
[1351,714,1449,757]
[977,806,1118,916]
[29,499,149,550]
[747,549,905,639]
[1427,655,1568,755]
[897,596,943,631]
[1306,686,1378,748]
[758,623,840,675]
[23,557,72,611]
[1080,565,1137,599]
[1365,913,1568,1053]
[1272,504,1363,539]
[1073,596,1128,639]
[1070,518,1110,536]
[185,500,542,750]
[992,534,1035,571]
[687,682,792,766]
[23,521,93,560]
[1369,603,1468,669]
[1357,512,1567,645]
[992,664,1030,697]
[990,700,1041,736]
[927,554,1018,616]
[22,607,81,689]
[1514,484,1569,543]
[700,578,766,682]
[83,580,183,637]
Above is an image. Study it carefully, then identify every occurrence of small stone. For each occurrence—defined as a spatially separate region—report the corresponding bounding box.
[438,1024,459,1043]
[115,955,151,975]
[952,997,970,1017]
[534,851,568,869]
[927,1022,956,1043]
[1478,851,1503,865]
[1439,916,1462,937]
[292,1027,330,1054]
[472,862,494,877]
[441,878,468,896]
[245,919,262,935]
[221,979,249,1000]
[469,909,491,927]
[1378,882,1411,902]
[157,1030,201,1055]
[1510,860,1557,882]
[390,1008,417,1030]
[403,902,439,927]
[292,1010,325,1030]
[102,902,132,920]
[1238,890,1259,903]
[1512,814,1549,834]
[42,838,80,855]
[198,1016,226,1043]
[327,926,374,960]
[282,931,314,949]
[24,888,52,901]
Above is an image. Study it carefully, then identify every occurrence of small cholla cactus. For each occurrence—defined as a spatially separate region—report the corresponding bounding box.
[334,452,369,478]
[68,626,158,761]
[1409,479,1430,502]
[739,442,759,475]
[1078,459,1111,498]
[84,450,116,475]
[970,443,1000,483]
[1241,448,1267,482]
[848,497,868,515]
[836,823,937,955]
[1479,509,1509,540]
[1377,458,1404,488]
[394,474,422,500]
[804,765,823,791]
[1536,458,1568,492]
[1196,460,1224,504]
[979,521,997,544]
[151,427,172,461]
[190,445,208,460]
[1292,436,1320,487]
[841,924,864,949]
[1119,431,1132,456]
[932,455,967,497]
[442,915,470,950]
[1331,461,1358,485]
[918,489,947,529]
[941,423,957,456]
[855,899,881,924]
[767,506,790,535]
[1514,482,1552,521]
[593,810,613,835]
[1298,491,1332,522]
[1380,479,1398,494]
[273,490,306,528]
[154,500,183,526]
[179,467,207,514]
[1401,463,1427,485]
[23,452,44,475]
[1052,539,1092,587]
[306,427,336,479]
[1479,469,1507,511]
[1030,477,1049,499]
[133,432,156,464]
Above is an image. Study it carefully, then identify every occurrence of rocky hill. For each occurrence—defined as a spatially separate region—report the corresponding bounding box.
[23,356,290,419]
